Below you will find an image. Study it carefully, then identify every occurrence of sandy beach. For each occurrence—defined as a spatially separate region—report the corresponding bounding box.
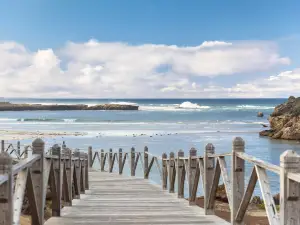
[0,129,87,141]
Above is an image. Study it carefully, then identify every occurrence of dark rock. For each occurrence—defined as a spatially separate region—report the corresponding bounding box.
[261,96,300,140]
[257,112,264,117]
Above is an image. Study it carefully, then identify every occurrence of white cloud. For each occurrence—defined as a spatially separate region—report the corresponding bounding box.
[0,39,292,98]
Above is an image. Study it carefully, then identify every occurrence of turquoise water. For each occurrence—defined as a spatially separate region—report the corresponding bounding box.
[2,98,299,195]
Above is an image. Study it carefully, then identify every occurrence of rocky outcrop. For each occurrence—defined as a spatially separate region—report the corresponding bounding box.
[260,96,300,140]
[257,112,264,117]
[0,102,139,111]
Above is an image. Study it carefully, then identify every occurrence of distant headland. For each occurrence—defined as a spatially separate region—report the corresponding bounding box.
[0,102,139,111]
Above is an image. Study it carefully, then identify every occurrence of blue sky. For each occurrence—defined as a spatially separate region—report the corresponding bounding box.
[0,0,300,98]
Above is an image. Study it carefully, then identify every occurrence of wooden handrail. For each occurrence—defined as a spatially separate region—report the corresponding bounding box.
[0,139,89,225]
[92,138,300,225]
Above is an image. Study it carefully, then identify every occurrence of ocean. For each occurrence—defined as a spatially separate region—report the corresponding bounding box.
[1,98,299,195]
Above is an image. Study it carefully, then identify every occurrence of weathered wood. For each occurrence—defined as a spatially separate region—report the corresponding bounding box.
[13,168,28,225]
[198,158,205,190]
[189,148,197,205]
[236,152,280,175]
[109,152,117,173]
[109,149,113,173]
[177,150,185,198]
[1,140,4,152]
[235,167,257,222]
[51,144,61,217]
[162,153,168,190]
[144,146,149,179]
[134,152,140,173]
[131,147,135,176]
[218,157,232,207]
[145,156,155,178]
[256,165,279,225]
[231,137,245,225]
[17,141,21,156]
[119,148,123,175]
[100,149,105,172]
[73,150,81,199]
[280,150,300,225]
[204,143,215,215]
[154,157,162,179]
[45,172,229,225]
[91,151,98,167]
[0,152,13,225]
[63,148,73,206]
[168,152,176,193]
[88,146,93,168]
[80,153,86,194]
[31,138,45,224]
[120,153,127,174]
[207,159,221,210]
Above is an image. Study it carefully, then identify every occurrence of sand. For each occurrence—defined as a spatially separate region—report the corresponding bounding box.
[0,129,87,141]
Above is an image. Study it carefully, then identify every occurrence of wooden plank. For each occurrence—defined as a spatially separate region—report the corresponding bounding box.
[134,152,140,173]
[280,150,300,225]
[13,168,28,224]
[218,157,232,207]
[189,148,197,205]
[45,172,229,225]
[198,158,205,191]
[177,150,185,198]
[145,157,155,178]
[131,148,135,176]
[91,151,98,167]
[168,152,176,193]
[26,170,41,225]
[236,152,280,175]
[31,138,45,225]
[162,153,168,190]
[207,159,221,210]
[144,147,148,179]
[120,153,128,174]
[204,143,215,215]
[118,149,123,175]
[235,166,257,223]
[0,152,13,225]
[256,165,279,225]
[231,137,245,225]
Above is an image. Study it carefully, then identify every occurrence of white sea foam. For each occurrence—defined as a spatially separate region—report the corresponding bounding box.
[140,102,210,111]
[178,101,202,109]
[109,101,138,106]
[236,105,274,110]
[63,119,77,123]
[0,118,18,121]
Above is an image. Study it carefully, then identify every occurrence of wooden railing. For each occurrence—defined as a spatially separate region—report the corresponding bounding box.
[0,138,89,225]
[89,137,300,225]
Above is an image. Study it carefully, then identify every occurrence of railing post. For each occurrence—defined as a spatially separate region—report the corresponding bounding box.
[85,153,89,190]
[189,148,197,205]
[144,146,149,179]
[17,141,20,156]
[32,138,45,225]
[169,152,175,193]
[62,147,72,206]
[80,152,86,194]
[118,148,123,175]
[51,144,62,216]
[204,143,215,214]
[109,149,113,173]
[100,149,104,172]
[24,146,28,158]
[177,150,185,198]
[88,146,93,168]
[231,137,245,225]
[0,152,13,225]
[162,153,168,190]
[74,149,81,199]
[1,140,4,152]
[280,150,300,225]
[131,147,135,176]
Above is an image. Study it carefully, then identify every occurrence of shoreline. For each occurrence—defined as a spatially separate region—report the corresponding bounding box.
[0,129,87,140]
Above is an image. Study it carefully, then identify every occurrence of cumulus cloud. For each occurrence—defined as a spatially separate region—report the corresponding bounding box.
[0,39,292,98]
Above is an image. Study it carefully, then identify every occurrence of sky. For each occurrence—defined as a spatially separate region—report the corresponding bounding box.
[0,0,300,98]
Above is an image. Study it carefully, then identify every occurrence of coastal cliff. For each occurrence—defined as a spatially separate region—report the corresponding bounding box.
[260,96,300,140]
[0,102,139,111]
